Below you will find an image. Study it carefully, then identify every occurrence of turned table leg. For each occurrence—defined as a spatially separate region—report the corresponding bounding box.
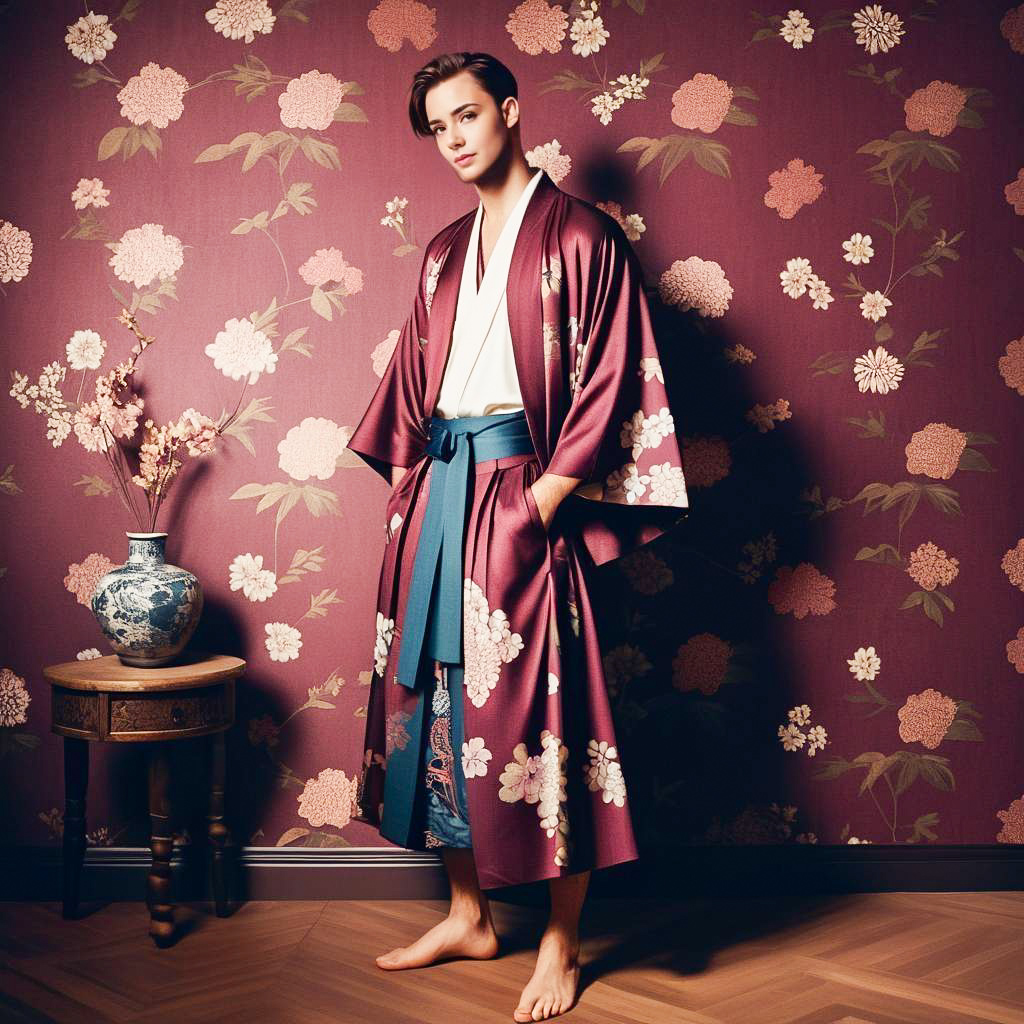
[62,737,89,919]
[147,741,175,947]
[208,729,230,916]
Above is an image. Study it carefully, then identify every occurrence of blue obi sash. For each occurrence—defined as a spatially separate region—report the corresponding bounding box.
[394,409,535,690]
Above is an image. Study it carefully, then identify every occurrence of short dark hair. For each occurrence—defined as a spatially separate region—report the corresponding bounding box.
[408,51,518,138]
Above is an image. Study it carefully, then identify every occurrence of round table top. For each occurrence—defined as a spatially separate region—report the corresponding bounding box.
[42,651,246,692]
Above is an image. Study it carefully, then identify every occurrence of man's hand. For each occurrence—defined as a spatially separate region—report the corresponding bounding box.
[528,471,583,531]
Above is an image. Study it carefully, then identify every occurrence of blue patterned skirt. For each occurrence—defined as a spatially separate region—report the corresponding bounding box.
[422,659,472,848]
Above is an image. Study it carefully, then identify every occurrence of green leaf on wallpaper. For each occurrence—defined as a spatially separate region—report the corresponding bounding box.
[300,136,341,171]
[638,52,665,76]
[944,717,983,742]
[857,751,897,795]
[964,431,997,446]
[301,487,341,519]
[119,0,142,22]
[957,448,994,473]
[97,126,129,161]
[892,756,919,797]
[310,286,332,321]
[809,353,846,376]
[811,756,854,781]
[538,70,595,95]
[854,543,901,565]
[276,827,311,847]
[910,813,939,842]
[920,484,961,517]
[332,102,367,123]
[918,755,954,792]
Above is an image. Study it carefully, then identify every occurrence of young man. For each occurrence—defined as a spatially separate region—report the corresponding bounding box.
[347,52,688,1022]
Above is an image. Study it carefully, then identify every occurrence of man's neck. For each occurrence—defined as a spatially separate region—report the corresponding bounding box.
[474,153,536,228]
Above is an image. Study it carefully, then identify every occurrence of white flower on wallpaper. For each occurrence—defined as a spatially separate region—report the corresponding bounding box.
[65,330,106,371]
[860,289,893,323]
[0,667,31,727]
[76,648,103,660]
[595,200,646,242]
[851,4,905,55]
[525,139,571,184]
[0,220,33,285]
[265,621,302,662]
[779,257,833,311]
[205,317,278,384]
[71,177,110,210]
[229,553,278,602]
[807,275,833,309]
[847,645,881,681]
[205,0,276,43]
[117,63,189,129]
[278,70,347,131]
[779,9,814,48]
[108,223,184,288]
[380,195,409,230]
[843,232,874,265]
[853,345,905,393]
[64,11,117,64]
[777,703,829,756]
[277,417,348,481]
[372,330,400,378]
[570,2,608,57]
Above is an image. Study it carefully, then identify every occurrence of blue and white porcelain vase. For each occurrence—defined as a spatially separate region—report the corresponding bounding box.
[91,532,203,667]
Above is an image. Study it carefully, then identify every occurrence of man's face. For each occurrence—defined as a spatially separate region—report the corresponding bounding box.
[424,70,515,181]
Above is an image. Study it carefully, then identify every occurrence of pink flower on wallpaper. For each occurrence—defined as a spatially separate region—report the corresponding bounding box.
[371,329,400,378]
[658,256,734,318]
[278,70,346,131]
[108,223,184,289]
[506,0,568,55]
[367,0,438,52]
[897,687,956,749]
[1002,539,1024,591]
[672,633,732,695]
[907,541,959,592]
[746,399,792,433]
[904,80,967,137]
[595,200,646,242]
[998,336,1024,394]
[601,644,652,697]
[618,549,673,595]
[64,552,116,607]
[768,563,837,618]
[996,795,1024,843]
[764,158,825,219]
[0,667,31,728]
[0,220,32,284]
[386,708,412,755]
[1006,626,1024,674]
[1004,169,1024,215]
[677,436,730,489]
[1000,3,1024,55]
[205,0,276,43]
[297,247,364,291]
[904,422,968,479]
[116,63,189,128]
[71,177,110,210]
[297,767,358,829]
[725,343,756,365]
[525,139,571,183]
[670,73,732,133]
[64,11,117,64]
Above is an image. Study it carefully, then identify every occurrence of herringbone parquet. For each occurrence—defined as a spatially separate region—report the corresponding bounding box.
[2,893,1023,1023]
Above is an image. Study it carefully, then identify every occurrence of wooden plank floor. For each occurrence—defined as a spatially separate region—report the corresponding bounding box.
[2,893,1024,1023]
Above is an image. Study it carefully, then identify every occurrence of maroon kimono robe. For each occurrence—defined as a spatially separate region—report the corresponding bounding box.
[347,168,689,889]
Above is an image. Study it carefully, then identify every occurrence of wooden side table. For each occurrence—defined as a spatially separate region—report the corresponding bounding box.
[42,651,246,947]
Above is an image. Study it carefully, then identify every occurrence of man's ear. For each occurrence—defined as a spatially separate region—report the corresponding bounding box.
[503,97,520,129]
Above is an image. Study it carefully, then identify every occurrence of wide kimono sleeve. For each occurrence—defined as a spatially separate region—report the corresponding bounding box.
[345,246,433,484]
[544,218,689,567]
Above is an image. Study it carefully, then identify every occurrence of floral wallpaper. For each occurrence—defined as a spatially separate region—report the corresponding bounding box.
[2,0,1024,858]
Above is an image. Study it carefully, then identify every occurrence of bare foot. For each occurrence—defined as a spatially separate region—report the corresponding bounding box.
[375,909,499,970]
[513,929,581,1021]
